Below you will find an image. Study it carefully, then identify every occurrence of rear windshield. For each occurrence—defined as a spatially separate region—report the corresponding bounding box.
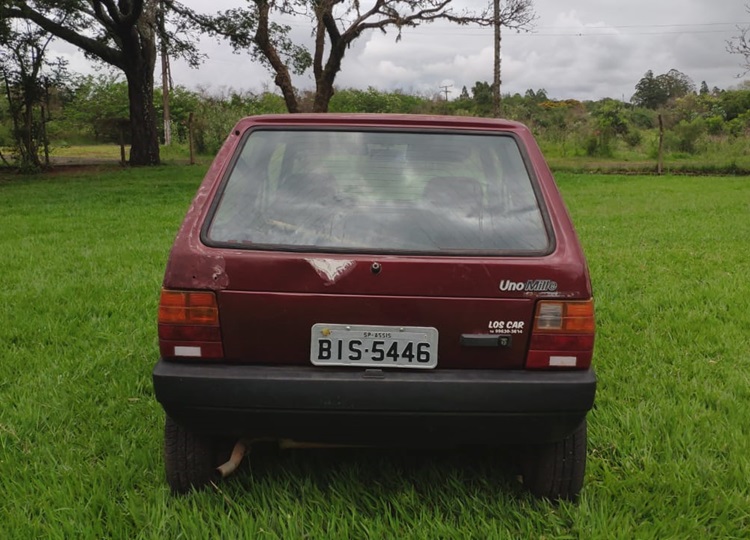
[205,129,550,254]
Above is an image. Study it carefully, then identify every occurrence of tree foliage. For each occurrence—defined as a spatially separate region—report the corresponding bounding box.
[3,63,750,170]
[62,75,130,143]
[656,69,695,100]
[1,0,200,166]
[0,20,69,170]
[632,69,695,109]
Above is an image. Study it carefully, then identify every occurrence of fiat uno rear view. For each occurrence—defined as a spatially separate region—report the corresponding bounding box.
[153,114,596,501]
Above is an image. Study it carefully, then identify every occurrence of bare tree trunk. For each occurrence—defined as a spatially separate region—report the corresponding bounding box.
[3,73,23,165]
[119,124,127,166]
[312,42,346,113]
[312,76,336,112]
[125,65,160,165]
[23,96,40,168]
[255,0,299,112]
[161,42,171,145]
[41,103,50,167]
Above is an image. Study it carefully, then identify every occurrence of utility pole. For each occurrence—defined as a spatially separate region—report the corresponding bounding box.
[493,0,502,117]
[440,84,452,101]
[159,0,172,146]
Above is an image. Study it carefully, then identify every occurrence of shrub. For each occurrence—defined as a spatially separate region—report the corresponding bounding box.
[583,133,614,157]
[727,118,745,137]
[629,108,656,129]
[623,129,643,148]
[705,116,725,136]
[672,118,705,154]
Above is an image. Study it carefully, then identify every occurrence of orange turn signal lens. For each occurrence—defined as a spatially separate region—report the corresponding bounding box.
[533,299,595,334]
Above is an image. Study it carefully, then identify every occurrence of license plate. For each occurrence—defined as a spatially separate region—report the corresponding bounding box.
[310,324,438,369]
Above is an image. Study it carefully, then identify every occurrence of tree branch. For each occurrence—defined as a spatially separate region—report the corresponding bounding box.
[728,22,750,75]
[91,0,122,28]
[3,5,125,69]
[120,0,145,28]
[254,0,299,111]
[321,9,342,46]
[313,14,326,81]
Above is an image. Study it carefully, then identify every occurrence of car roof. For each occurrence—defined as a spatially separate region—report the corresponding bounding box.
[231,114,530,133]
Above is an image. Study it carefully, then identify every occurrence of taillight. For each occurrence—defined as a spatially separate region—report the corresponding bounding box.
[527,299,595,369]
[158,289,223,360]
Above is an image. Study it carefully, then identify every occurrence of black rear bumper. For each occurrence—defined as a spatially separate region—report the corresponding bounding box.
[153,361,596,445]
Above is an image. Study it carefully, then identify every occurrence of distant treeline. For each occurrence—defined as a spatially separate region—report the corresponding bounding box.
[3,73,750,166]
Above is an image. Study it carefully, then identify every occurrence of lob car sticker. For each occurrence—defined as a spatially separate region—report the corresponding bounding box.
[488,320,525,334]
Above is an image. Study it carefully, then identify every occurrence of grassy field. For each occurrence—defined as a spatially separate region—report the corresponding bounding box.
[40,138,750,175]
[41,144,205,167]
[1,167,749,538]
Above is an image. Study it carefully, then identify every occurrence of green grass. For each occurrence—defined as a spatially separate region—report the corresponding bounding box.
[17,141,750,175]
[1,167,749,538]
[11,144,208,166]
[541,132,750,175]
[47,144,126,159]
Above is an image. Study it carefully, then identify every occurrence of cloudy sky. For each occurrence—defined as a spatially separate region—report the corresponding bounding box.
[57,0,750,101]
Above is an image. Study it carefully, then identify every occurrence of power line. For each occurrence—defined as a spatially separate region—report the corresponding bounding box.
[269,16,750,33]
[405,27,744,38]
[535,21,749,30]
[515,29,741,37]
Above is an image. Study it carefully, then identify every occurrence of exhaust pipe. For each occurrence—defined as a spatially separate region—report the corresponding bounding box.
[278,439,359,449]
[214,440,248,480]
[213,438,359,482]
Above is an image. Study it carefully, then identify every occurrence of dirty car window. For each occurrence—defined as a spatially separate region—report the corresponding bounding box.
[206,130,550,253]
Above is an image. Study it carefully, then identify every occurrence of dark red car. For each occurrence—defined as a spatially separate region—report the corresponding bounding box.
[153,114,596,500]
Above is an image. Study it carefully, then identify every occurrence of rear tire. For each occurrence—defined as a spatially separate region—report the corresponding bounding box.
[164,416,223,494]
[521,419,587,502]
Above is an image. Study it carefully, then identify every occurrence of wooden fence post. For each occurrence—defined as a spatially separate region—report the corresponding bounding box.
[657,113,664,175]
[119,123,126,166]
[188,112,195,165]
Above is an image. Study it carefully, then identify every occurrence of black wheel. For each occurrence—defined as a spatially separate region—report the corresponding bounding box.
[164,416,226,494]
[521,419,587,502]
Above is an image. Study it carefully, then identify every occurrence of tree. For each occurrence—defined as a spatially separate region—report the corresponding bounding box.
[179,0,534,113]
[656,69,695,100]
[632,69,695,109]
[1,1,199,166]
[523,88,547,103]
[699,81,709,95]
[588,99,629,157]
[632,70,669,109]
[471,81,494,116]
[0,20,69,170]
[728,4,750,74]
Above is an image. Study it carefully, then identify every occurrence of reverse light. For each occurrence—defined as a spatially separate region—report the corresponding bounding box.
[158,289,223,359]
[526,299,595,369]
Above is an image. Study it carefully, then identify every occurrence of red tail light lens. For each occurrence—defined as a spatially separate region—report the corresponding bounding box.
[158,290,220,325]
[158,289,223,360]
[527,299,595,369]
